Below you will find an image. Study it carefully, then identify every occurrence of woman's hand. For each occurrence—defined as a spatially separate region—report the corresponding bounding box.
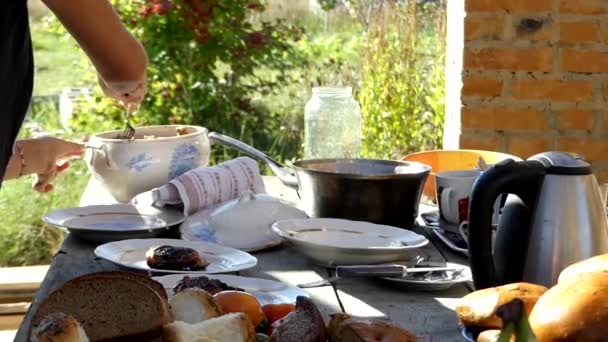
[19,137,84,193]
[98,75,147,106]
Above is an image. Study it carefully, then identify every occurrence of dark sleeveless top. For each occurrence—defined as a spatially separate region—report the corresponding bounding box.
[0,0,34,183]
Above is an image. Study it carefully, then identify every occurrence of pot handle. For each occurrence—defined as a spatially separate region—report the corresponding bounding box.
[208,132,298,188]
[85,142,116,169]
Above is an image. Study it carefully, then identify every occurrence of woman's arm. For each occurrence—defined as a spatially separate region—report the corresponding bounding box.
[42,0,147,100]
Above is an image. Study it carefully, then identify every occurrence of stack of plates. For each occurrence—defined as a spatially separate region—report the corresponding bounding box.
[43,204,185,243]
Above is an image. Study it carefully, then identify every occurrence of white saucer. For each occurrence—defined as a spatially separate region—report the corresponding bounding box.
[381,262,471,291]
[94,238,257,274]
[272,218,429,266]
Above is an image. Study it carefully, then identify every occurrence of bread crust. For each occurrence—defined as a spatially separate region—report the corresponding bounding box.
[455,282,547,329]
[558,253,608,284]
[73,271,168,300]
[530,272,608,341]
[327,313,417,342]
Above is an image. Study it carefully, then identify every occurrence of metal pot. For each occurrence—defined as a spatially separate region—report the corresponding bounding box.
[208,132,431,228]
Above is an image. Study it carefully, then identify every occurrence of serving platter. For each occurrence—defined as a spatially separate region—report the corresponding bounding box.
[44,204,184,242]
[153,273,309,305]
[94,238,257,274]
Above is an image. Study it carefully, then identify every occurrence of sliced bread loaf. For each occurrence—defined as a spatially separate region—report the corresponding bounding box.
[163,313,255,342]
[32,276,172,341]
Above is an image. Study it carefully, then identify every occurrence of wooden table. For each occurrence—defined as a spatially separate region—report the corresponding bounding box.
[16,177,471,342]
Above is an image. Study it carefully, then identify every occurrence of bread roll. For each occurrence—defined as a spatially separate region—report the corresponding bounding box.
[327,313,417,342]
[456,282,547,329]
[530,272,608,341]
[32,312,89,342]
[170,288,222,324]
[163,312,255,342]
[558,253,608,283]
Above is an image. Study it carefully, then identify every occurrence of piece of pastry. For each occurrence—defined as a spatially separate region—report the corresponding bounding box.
[530,272,608,341]
[146,245,209,271]
[32,312,89,342]
[163,312,255,342]
[327,313,417,341]
[270,296,326,342]
[170,288,223,324]
[455,282,547,329]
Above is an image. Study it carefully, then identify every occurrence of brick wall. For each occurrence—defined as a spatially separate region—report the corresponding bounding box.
[445,0,608,182]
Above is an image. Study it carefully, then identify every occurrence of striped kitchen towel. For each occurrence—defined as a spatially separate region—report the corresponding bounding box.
[151,157,266,215]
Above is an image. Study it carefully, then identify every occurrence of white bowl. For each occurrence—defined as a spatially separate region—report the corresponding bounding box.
[272,218,429,266]
[86,125,210,203]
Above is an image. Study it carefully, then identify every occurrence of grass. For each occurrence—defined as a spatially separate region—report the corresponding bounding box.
[30,22,91,96]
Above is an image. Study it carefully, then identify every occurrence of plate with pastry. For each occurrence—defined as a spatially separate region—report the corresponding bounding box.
[153,273,309,306]
[94,238,257,274]
[43,204,185,243]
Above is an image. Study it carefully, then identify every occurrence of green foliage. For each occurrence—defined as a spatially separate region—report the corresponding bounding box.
[66,0,306,163]
[359,1,446,159]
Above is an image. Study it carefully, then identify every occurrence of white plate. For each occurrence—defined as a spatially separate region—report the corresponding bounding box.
[44,204,185,242]
[94,239,257,274]
[381,262,471,291]
[153,274,309,305]
[272,218,429,266]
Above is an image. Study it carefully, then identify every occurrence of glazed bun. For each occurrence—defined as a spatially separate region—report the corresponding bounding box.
[558,253,608,283]
[530,272,608,341]
[32,312,89,342]
[455,282,547,329]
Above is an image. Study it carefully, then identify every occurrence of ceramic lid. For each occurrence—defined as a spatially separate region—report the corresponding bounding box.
[180,191,308,251]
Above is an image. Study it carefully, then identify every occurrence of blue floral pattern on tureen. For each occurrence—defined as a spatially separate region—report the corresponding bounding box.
[126,153,153,172]
[194,227,218,243]
[168,143,201,179]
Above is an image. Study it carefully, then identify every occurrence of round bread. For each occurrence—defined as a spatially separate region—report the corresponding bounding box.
[32,312,89,342]
[530,272,608,341]
[456,282,547,329]
[558,253,608,283]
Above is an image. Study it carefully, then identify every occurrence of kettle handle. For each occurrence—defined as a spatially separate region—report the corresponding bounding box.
[467,159,546,290]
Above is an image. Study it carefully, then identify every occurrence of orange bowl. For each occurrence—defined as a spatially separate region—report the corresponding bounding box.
[402,150,522,203]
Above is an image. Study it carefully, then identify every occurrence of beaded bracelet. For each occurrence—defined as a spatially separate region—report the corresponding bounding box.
[14,142,26,177]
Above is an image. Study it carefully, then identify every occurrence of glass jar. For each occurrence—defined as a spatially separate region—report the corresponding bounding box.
[304,86,361,159]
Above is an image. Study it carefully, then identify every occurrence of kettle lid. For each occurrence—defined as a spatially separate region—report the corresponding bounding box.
[528,151,592,175]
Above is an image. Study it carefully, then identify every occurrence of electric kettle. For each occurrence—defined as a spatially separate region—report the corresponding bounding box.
[467,151,608,289]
